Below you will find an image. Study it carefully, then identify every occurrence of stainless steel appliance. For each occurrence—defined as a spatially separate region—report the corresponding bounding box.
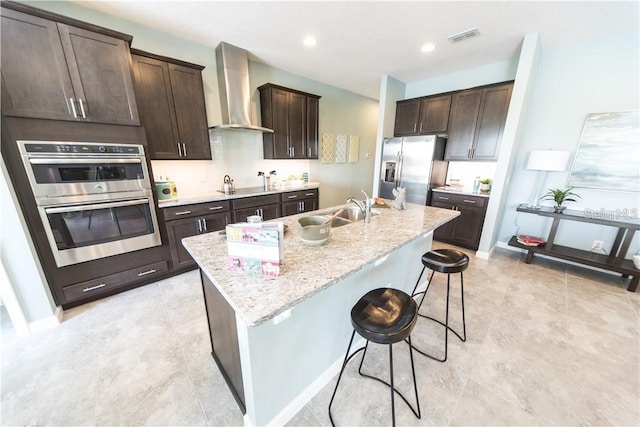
[379,135,448,205]
[18,141,161,267]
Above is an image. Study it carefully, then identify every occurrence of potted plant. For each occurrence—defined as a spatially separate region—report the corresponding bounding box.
[479,178,492,193]
[542,187,581,213]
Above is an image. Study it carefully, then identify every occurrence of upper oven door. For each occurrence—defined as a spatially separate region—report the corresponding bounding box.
[25,157,149,199]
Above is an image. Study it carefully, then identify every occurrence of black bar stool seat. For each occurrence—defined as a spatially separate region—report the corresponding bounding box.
[422,249,469,274]
[411,248,469,362]
[329,288,421,427]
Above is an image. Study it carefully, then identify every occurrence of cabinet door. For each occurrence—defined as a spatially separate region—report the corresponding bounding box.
[306,96,319,159]
[201,212,231,234]
[394,99,421,136]
[168,63,211,160]
[281,199,316,216]
[431,200,455,241]
[270,88,291,158]
[288,92,306,159]
[131,54,181,159]
[260,204,281,221]
[57,23,140,125]
[281,201,301,217]
[1,8,76,120]
[472,84,513,160]
[165,217,200,269]
[419,95,451,134]
[450,203,485,249]
[445,89,482,160]
[233,204,281,222]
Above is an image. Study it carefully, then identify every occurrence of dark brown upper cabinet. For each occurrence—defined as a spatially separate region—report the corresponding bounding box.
[131,50,211,160]
[445,82,513,161]
[258,83,321,159]
[1,4,139,125]
[394,94,451,136]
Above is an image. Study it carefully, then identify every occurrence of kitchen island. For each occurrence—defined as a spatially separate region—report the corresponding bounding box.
[182,201,459,426]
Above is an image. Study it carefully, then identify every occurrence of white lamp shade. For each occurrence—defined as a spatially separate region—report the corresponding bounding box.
[526,150,571,172]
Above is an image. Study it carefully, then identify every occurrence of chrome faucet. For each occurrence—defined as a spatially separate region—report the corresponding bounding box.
[346,190,372,223]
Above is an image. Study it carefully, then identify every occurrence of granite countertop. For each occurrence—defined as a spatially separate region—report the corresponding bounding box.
[158,182,320,208]
[433,186,491,198]
[181,201,459,327]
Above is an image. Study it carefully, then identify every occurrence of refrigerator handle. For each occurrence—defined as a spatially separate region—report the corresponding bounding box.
[393,150,401,189]
[397,151,405,188]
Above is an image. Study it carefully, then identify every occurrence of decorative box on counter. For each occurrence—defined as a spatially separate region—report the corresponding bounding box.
[226,222,284,277]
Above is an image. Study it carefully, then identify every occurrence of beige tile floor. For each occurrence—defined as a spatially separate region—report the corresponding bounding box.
[2,244,639,426]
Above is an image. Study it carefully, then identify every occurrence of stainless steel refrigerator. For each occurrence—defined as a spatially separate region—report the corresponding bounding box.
[379,135,448,205]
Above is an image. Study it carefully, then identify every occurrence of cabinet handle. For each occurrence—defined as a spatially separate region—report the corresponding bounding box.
[202,218,207,232]
[291,146,295,157]
[301,201,305,211]
[177,143,183,156]
[174,210,192,216]
[137,269,157,277]
[78,98,87,118]
[182,143,187,157]
[438,196,450,200]
[69,98,78,118]
[83,283,106,292]
[306,192,314,196]
[288,195,298,199]
[463,199,477,204]
[308,147,311,157]
[209,206,224,210]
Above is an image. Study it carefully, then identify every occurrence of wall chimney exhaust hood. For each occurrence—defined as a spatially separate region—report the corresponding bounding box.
[209,42,273,133]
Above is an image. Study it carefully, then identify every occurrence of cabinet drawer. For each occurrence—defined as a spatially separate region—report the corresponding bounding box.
[431,192,487,208]
[63,260,169,302]
[232,194,280,210]
[280,189,318,202]
[162,201,230,221]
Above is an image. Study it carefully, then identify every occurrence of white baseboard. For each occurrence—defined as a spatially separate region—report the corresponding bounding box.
[265,336,366,427]
[28,305,62,333]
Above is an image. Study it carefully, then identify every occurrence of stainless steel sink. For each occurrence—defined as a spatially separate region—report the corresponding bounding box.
[320,207,380,227]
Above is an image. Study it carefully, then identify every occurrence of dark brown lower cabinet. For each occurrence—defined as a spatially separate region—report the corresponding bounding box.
[232,194,281,222]
[163,201,231,270]
[201,270,245,413]
[431,192,488,250]
[280,189,318,216]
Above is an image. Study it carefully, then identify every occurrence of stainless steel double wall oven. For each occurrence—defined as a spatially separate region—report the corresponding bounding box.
[18,141,161,267]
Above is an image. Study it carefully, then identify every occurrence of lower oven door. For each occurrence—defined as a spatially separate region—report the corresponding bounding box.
[39,194,161,267]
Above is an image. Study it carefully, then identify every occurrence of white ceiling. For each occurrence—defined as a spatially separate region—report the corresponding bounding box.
[74,1,639,100]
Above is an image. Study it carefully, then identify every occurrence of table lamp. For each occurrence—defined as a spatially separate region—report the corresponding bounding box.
[525,150,571,209]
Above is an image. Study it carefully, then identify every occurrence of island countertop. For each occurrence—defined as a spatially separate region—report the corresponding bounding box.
[182,201,459,327]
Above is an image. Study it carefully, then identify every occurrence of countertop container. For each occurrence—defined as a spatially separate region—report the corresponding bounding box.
[298,215,331,246]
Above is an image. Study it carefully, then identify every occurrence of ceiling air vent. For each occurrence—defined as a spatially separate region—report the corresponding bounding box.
[447,27,480,43]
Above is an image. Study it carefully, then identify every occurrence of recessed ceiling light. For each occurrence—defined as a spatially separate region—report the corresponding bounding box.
[421,43,436,53]
[303,36,317,47]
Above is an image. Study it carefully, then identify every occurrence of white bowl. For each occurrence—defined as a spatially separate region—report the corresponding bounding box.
[633,254,640,269]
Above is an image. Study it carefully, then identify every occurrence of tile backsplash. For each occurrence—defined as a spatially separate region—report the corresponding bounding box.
[446,161,497,191]
[151,130,310,197]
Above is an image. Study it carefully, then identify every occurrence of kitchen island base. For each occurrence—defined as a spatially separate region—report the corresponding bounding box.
[199,232,433,426]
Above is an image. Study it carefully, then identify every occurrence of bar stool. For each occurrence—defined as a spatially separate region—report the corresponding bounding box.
[328,288,421,427]
[410,248,468,362]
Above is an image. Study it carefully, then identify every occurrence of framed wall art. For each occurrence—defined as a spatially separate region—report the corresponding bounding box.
[568,110,639,192]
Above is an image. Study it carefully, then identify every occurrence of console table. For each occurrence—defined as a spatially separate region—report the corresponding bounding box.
[508,205,639,292]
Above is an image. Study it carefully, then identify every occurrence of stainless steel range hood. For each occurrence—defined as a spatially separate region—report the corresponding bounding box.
[209,42,273,133]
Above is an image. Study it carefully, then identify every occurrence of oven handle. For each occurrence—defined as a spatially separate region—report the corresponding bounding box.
[44,198,149,214]
[29,158,142,165]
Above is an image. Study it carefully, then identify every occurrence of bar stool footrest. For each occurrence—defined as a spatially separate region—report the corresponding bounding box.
[417,313,467,342]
